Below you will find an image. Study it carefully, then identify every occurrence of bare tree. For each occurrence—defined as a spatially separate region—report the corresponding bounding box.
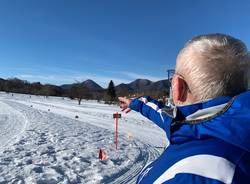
[69,82,91,105]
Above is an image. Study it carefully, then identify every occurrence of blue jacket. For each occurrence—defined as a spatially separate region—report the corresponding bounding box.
[129,91,250,184]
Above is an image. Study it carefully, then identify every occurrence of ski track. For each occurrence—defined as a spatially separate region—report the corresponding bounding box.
[0,101,28,152]
[0,95,164,184]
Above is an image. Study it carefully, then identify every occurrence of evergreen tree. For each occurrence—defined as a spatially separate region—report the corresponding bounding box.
[106,80,116,103]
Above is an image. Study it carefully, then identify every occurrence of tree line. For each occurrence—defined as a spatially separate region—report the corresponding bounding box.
[0,78,117,105]
[0,78,168,105]
[0,78,63,97]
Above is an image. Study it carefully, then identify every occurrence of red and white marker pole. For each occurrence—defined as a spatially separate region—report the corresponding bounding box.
[113,112,121,150]
[115,113,118,150]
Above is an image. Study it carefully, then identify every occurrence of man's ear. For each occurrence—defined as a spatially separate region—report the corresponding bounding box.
[172,75,189,105]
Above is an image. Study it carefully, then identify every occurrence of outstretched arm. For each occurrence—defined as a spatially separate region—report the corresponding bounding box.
[118,96,173,132]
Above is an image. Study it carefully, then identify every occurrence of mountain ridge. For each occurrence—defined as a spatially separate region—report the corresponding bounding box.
[61,78,170,97]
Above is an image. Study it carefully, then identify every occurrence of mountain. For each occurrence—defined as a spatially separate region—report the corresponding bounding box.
[60,84,73,90]
[61,79,103,91]
[115,79,170,97]
[146,79,170,91]
[116,79,152,95]
[60,78,170,98]
[115,83,133,96]
[128,79,153,91]
[82,79,103,91]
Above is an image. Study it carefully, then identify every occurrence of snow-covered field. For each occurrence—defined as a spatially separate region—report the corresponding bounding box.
[0,92,166,184]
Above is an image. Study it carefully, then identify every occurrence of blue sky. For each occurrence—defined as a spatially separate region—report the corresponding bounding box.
[0,0,250,87]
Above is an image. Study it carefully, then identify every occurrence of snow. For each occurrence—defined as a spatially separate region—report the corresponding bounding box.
[0,92,166,184]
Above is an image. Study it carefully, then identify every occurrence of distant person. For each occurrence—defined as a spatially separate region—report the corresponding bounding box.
[119,33,250,183]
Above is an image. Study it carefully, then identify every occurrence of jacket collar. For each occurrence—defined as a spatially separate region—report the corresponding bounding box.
[175,96,232,121]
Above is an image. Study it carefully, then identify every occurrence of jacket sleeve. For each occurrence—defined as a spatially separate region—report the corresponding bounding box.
[129,96,173,136]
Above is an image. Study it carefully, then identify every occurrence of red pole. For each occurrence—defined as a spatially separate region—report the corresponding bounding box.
[116,112,118,150]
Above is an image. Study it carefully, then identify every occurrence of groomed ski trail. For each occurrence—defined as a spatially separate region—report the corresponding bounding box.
[0,100,162,184]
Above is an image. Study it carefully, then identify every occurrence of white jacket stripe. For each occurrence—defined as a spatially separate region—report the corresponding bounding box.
[139,98,162,120]
[140,97,148,104]
[146,102,159,111]
[153,154,236,184]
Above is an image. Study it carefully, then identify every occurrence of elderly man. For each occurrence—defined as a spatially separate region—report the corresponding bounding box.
[119,34,250,183]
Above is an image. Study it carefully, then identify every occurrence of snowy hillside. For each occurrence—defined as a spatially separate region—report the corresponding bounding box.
[0,92,166,184]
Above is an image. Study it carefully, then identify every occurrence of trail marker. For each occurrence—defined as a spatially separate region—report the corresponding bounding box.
[99,148,108,161]
[113,112,121,150]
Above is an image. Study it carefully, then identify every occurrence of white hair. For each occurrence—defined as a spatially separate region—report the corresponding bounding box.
[176,33,250,102]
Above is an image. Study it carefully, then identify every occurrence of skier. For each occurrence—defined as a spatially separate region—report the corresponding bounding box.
[119,33,250,183]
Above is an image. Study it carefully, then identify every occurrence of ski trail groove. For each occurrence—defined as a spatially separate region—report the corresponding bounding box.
[0,101,28,152]
[109,143,161,184]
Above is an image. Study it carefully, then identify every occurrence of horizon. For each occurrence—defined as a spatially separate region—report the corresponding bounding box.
[0,76,167,88]
[1,0,250,87]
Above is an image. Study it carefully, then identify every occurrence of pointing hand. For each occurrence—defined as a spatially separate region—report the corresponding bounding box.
[118,97,131,113]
